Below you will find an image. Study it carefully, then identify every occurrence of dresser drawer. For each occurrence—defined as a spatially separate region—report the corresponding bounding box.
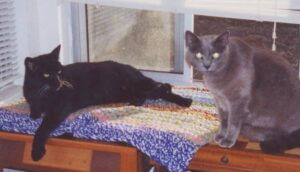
[190,146,262,172]
[186,143,300,172]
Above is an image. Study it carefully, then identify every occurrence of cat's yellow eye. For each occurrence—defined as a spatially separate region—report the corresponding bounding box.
[212,52,220,59]
[196,52,203,59]
[43,73,50,78]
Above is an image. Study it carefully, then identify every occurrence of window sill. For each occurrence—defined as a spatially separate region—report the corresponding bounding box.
[0,85,23,105]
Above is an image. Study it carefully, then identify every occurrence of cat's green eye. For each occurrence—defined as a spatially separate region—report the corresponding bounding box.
[43,73,50,78]
[212,52,220,59]
[196,52,203,59]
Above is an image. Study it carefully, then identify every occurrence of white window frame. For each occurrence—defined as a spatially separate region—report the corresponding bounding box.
[59,2,194,86]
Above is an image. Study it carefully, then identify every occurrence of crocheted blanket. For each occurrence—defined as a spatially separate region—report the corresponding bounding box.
[0,87,219,172]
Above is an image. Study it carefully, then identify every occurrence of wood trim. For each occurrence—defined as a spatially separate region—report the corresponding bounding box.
[150,141,300,172]
[6,131,300,172]
[23,143,92,172]
[0,131,140,172]
[120,150,138,172]
[0,131,135,154]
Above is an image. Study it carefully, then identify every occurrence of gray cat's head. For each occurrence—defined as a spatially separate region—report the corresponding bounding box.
[185,31,230,73]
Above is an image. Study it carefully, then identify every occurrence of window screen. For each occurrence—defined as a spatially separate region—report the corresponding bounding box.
[86,5,183,73]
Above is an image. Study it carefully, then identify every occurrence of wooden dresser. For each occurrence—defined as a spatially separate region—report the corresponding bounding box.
[1,131,299,172]
[152,138,300,172]
[0,131,150,172]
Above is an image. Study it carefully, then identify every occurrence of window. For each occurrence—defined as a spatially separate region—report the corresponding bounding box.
[87,6,182,73]
[65,0,300,84]
[0,0,18,90]
[69,2,193,85]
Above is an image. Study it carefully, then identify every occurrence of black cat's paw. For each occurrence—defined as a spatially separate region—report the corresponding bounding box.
[177,98,192,107]
[218,138,236,148]
[30,113,41,119]
[156,83,172,94]
[129,99,145,106]
[31,147,46,161]
[214,133,224,144]
[161,83,172,92]
[259,140,285,154]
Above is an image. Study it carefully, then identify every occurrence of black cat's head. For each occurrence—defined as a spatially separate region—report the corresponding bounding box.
[24,45,64,90]
[185,31,230,73]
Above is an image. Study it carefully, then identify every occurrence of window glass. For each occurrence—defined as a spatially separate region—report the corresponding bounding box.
[87,5,182,73]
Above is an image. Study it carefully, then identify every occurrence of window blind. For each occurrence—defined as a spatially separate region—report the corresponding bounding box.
[66,0,300,24]
[0,0,18,90]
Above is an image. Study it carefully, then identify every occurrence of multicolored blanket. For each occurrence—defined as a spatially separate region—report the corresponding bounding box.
[0,87,219,172]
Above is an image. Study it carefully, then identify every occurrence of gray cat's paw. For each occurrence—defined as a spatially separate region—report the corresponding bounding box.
[218,138,236,148]
[214,134,224,144]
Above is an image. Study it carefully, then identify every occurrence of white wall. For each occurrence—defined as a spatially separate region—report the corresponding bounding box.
[14,0,61,84]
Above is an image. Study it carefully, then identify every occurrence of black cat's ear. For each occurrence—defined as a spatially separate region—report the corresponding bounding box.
[214,31,230,52]
[25,57,37,72]
[185,31,200,49]
[49,44,61,61]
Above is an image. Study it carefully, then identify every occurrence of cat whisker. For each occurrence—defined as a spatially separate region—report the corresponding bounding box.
[56,76,73,91]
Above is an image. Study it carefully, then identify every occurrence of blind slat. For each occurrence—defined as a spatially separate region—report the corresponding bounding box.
[0,21,16,29]
[0,0,13,4]
[0,56,16,66]
[0,74,18,89]
[0,62,17,73]
[0,46,16,54]
[0,1,13,10]
[0,68,18,80]
[0,13,14,21]
[0,27,15,35]
[0,39,16,48]
[0,7,14,16]
[0,0,17,90]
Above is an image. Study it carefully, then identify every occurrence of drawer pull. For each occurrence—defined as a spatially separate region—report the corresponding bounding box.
[220,155,229,164]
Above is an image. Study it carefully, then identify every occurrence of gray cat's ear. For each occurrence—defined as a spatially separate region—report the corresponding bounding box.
[25,57,37,72]
[214,31,230,52]
[185,54,192,68]
[49,44,61,61]
[185,31,200,49]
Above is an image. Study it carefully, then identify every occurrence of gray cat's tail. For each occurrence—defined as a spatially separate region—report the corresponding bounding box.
[287,129,300,149]
[259,129,300,154]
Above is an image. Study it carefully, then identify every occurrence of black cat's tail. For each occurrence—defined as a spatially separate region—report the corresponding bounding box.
[144,82,192,107]
[260,129,300,154]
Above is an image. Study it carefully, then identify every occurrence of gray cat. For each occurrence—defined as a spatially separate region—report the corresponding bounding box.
[185,30,300,153]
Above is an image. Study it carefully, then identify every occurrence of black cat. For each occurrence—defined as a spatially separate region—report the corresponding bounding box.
[23,45,192,161]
